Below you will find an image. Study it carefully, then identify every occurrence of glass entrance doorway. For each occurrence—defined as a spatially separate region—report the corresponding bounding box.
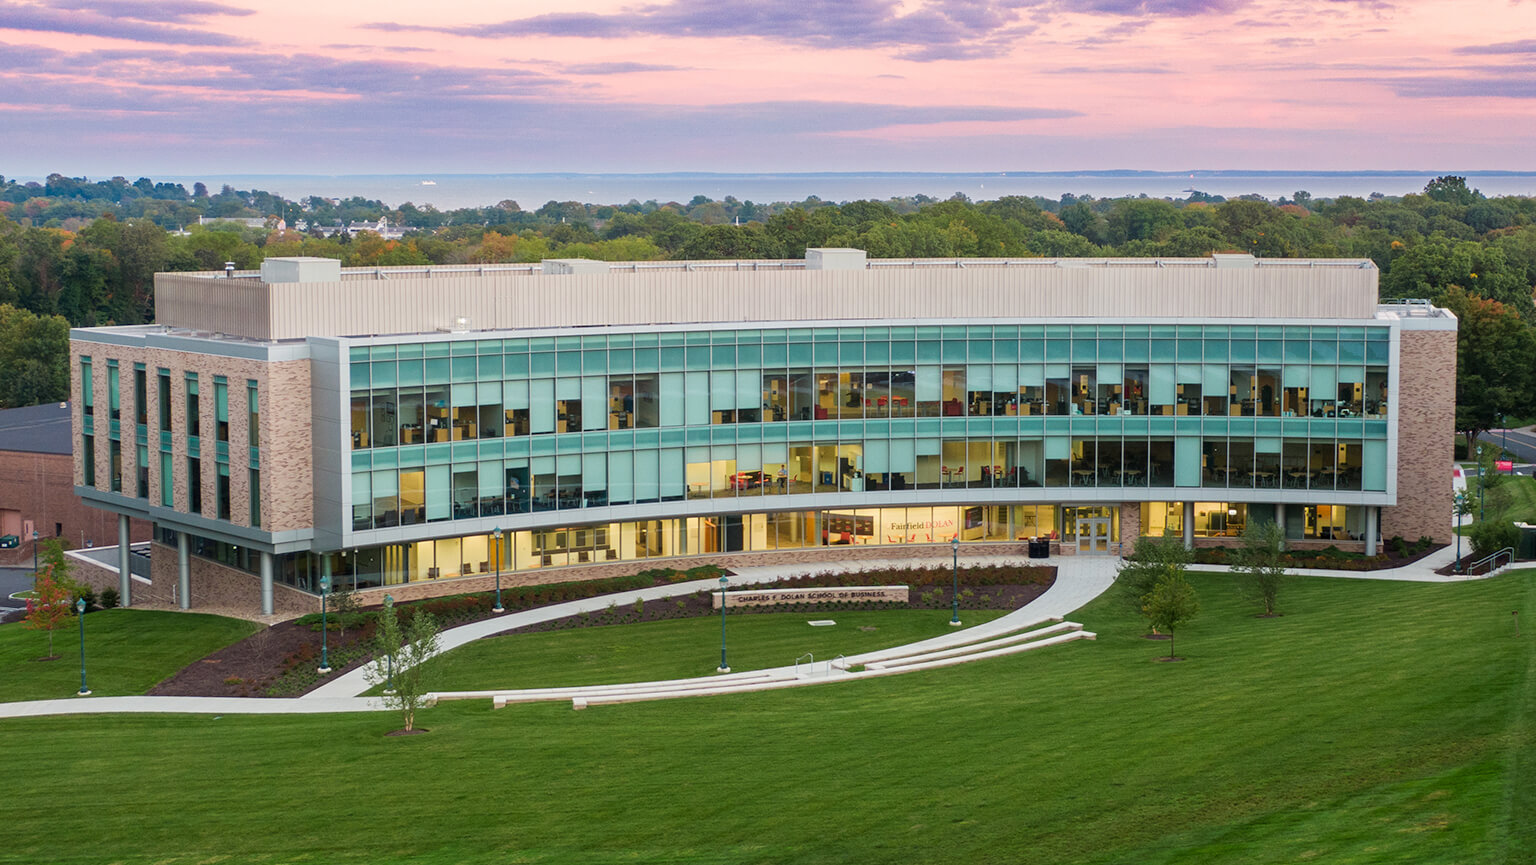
[1075,517,1111,554]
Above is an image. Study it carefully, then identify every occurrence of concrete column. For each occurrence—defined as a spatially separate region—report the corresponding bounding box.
[1365,506,1378,556]
[1275,503,1286,551]
[260,551,274,617]
[177,531,191,610]
[117,514,132,607]
[1182,501,1194,549]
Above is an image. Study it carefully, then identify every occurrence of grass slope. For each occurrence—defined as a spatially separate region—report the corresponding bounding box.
[0,571,1532,865]
[0,609,260,702]
[417,608,1010,691]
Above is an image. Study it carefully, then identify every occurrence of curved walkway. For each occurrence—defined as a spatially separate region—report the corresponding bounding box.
[0,530,1507,718]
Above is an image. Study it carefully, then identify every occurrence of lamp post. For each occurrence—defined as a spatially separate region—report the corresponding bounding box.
[716,576,730,673]
[1453,491,1471,574]
[1477,444,1486,521]
[383,594,395,693]
[492,528,505,613]
[317,574,332,674]
[950,536,962,626]
[75,597,90,696]
[31,529,39,574]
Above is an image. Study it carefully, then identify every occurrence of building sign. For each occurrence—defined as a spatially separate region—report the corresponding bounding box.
[1497,460,1514,473]
[714,586,909,609]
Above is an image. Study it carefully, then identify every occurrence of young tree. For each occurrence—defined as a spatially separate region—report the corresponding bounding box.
[366,600,441,733]
[329,586,359,639]
[24,567,74,659]
[1116,532,1191,633]
[1233,521,1287,616]
[1143,572,1200,660]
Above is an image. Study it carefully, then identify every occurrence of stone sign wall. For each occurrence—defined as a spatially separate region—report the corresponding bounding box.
[713,585,909,609]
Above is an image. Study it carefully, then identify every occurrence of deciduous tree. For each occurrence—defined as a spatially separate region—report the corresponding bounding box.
[1116,532,1191,633]
[367,599,441,733]
[1233,521,1287,616]
[1143,571,1200,660]
[24,567,74,659]
[1436,287,1536,450]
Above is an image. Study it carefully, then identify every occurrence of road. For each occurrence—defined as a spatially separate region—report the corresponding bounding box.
[1490,427,1536,467]
[0,566,35,622]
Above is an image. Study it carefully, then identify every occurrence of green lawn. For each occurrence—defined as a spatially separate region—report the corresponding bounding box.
[1478,473,1536,526]
[413,608,1011,692]
[0,609,260,702]
[0,571,1532,865]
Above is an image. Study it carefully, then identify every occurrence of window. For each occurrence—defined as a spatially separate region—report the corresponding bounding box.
[186,375,200,438]
[108,361,120,420]
[250,469,261,527]
[81,358,93,417]
[158,370,171,431]
[187,456,202,513]
[109,439,122,492]
[217,463,230,520]
[136,444,148,498]
[214,378,229,443]
[134,366,147,426]
[160,452,173,507]
[82,434,95,487]
[247,382,260,447]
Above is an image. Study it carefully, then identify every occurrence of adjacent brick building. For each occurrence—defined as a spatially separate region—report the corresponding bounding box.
[0,402,150,567]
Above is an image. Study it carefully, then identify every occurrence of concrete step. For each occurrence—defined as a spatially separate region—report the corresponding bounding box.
[568,628,1096,709]
[862,621,1083,670]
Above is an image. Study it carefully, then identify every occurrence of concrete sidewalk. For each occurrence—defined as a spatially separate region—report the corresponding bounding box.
[0,695,386,718]
[305,553,1098,700]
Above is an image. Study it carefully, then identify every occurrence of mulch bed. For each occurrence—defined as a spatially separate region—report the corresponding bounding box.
[1434,552,1517,577]
[1193,542,1448,571]
[147,566,1055,699]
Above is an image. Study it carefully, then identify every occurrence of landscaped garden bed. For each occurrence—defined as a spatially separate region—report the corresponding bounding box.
[147,562,1055,699]
[1190,535,1444,571]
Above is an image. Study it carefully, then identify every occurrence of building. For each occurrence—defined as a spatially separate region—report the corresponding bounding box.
[0,402,150,566]
[68,250,1456,616]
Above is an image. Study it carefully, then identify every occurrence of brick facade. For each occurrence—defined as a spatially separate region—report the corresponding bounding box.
[1380,329,1456,543]
[69,341,314,534]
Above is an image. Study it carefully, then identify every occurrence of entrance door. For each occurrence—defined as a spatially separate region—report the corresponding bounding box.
[1075,517,1110,554]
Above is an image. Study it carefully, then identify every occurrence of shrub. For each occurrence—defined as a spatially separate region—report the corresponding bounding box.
[74,585,98,611]
[99,587,120,610]
[1467,519,1519,558]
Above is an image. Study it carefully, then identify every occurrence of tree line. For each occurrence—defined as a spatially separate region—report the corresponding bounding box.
[2,174,1533,445]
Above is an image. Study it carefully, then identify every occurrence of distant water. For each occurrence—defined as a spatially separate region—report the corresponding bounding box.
[150,171,1536,210]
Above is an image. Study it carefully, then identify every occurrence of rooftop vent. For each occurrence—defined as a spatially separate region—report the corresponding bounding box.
[260,256,342,284]
[805,248,867,271]
[1211,253,1258,269]
[542,258,610,276]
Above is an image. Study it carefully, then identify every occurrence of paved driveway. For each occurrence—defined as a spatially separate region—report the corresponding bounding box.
[1,566,36,620]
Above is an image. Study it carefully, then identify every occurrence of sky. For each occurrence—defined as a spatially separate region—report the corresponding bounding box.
[1,0,1534,176]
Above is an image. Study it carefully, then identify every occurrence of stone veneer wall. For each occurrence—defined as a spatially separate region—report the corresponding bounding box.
[144,542,314,616]
[69,341,313,533]
[1380,329,1456,544]
[1118,502,1142,556]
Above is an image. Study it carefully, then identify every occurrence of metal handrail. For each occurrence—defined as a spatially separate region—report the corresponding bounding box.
[830,654,847,675]
[1467,547,1515,576]
[794,652,814,677]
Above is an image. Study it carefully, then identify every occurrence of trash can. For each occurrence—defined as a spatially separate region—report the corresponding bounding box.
[1028,538,1050,559]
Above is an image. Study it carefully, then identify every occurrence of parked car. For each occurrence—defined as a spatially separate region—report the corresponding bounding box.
[0,534,18,549]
